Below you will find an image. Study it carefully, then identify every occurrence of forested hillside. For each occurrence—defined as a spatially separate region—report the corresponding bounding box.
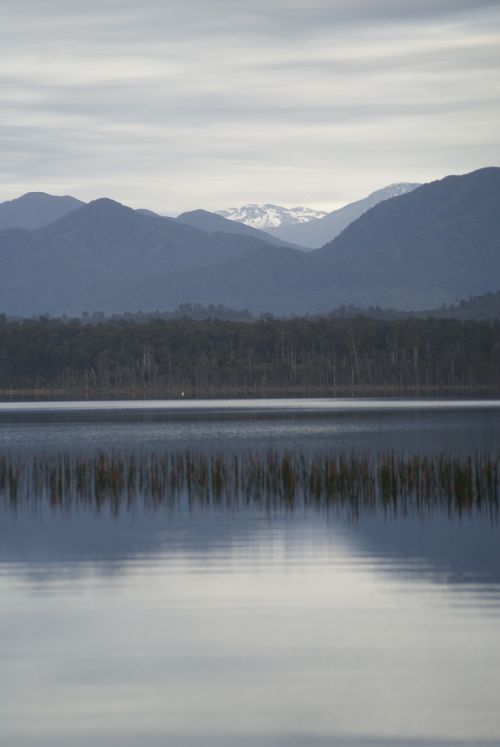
[1,316,498,398]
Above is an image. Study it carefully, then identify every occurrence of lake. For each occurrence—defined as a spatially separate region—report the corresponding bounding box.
[1,399,499,746]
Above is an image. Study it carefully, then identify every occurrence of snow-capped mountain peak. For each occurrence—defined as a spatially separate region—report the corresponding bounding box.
[216,203,327,230]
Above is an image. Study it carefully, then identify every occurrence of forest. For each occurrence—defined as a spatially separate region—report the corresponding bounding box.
[0,314,499,398]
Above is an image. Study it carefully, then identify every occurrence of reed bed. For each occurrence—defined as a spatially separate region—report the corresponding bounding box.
[0,449,498,519]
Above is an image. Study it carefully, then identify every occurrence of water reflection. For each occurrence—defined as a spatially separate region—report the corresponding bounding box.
[1,505,500,746]
[1,403,500,746]
[1,449,498,524]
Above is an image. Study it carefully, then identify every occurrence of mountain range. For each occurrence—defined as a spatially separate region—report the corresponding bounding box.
[0,183,420,249]
[0,199,290,316]
[0,167,498,316]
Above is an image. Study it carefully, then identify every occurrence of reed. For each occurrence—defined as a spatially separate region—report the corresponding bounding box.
[0,449,498,519]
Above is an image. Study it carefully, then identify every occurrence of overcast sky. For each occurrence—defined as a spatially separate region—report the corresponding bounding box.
[1,0,499,214]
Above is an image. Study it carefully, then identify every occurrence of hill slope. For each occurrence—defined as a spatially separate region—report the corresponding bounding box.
[317,167,500,309]
[118,244,335,315]
[176,209,302,249]
[268,183,420,248]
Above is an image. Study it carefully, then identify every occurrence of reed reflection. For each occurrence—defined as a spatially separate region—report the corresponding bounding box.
[1,449,498,520]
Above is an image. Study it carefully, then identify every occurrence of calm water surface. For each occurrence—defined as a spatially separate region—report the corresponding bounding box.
[1,399,499,746]
[1,397,499,453]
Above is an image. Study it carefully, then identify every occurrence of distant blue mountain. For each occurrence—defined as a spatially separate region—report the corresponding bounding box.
[0,168,498,316]
[176,208,303,249]
[316,166,500,308]
[0,198,304,316]
[265,183,421,248]
[0,192,84,230]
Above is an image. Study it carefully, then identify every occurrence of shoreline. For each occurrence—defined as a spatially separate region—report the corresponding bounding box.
[1,384,499,403]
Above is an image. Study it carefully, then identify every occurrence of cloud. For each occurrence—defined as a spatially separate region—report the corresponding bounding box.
[1,0,499,212]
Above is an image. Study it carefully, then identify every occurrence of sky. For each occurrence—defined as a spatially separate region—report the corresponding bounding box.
[1,0,499,214]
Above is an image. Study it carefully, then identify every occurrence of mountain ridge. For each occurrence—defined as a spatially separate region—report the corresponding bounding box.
[0,192,84,230]
[1,198,301,315]
[265,183,421,248]
[316,167,500,308]
[0,167,498,317]
[175,208,303,249]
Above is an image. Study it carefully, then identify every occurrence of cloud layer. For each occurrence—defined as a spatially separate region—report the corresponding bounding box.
[1,0,499,212]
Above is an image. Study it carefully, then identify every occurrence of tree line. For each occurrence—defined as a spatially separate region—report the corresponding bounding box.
[0,314,499,397]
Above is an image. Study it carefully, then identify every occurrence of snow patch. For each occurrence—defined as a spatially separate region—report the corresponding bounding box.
[216,203,328,229]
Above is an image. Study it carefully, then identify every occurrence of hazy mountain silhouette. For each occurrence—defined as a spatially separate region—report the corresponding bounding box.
[113,168,500,314]
[316,166,500,309]
[37,198,245,273]
[176,208,303,249]
[267,183,420,248]
[0,192,84,230]
[0,198,305,315]
[0,168,498,316]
